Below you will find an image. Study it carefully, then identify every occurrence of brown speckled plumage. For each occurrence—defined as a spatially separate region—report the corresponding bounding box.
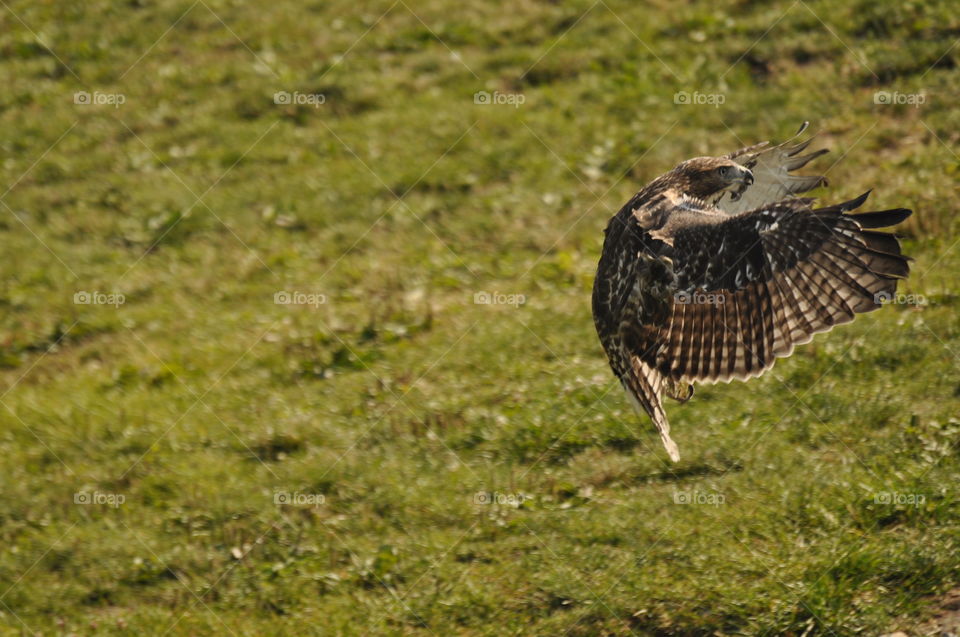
[591,123,913,462]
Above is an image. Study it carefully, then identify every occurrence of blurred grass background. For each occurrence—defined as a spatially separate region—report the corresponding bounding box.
[0,0,958,634]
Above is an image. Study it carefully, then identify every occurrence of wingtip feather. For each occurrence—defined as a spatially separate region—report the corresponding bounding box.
[662,434,681,462]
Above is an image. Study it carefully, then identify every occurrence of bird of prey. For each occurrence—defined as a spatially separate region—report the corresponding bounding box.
[591,123,912,462]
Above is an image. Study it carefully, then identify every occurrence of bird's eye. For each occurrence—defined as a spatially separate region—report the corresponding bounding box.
[718,166,729,177]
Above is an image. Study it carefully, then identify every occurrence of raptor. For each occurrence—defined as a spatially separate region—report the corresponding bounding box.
[591,123,913,461]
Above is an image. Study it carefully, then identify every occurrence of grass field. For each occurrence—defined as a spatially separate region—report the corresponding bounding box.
[1,0,959,634]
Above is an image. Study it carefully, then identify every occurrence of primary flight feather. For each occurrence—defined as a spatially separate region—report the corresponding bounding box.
[591,123,913,462]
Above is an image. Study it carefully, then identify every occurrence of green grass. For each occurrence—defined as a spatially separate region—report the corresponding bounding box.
[1,0,959,634]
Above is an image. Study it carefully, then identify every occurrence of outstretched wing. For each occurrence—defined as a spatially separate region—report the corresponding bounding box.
[628,192,912,386]
[715,121,829,215]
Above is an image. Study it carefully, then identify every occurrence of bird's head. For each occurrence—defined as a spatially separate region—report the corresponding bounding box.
[670,156,754,200]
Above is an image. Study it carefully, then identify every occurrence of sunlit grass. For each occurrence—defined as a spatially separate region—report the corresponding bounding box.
[0,0,958,634]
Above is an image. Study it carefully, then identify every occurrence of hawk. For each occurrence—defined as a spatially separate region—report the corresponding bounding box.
[591,123,912,462]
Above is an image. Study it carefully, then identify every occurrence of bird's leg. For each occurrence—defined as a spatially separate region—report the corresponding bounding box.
[664,378,694,403]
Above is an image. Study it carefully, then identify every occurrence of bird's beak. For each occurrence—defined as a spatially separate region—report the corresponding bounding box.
[733,166,754,186]
[727,166,754,201]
